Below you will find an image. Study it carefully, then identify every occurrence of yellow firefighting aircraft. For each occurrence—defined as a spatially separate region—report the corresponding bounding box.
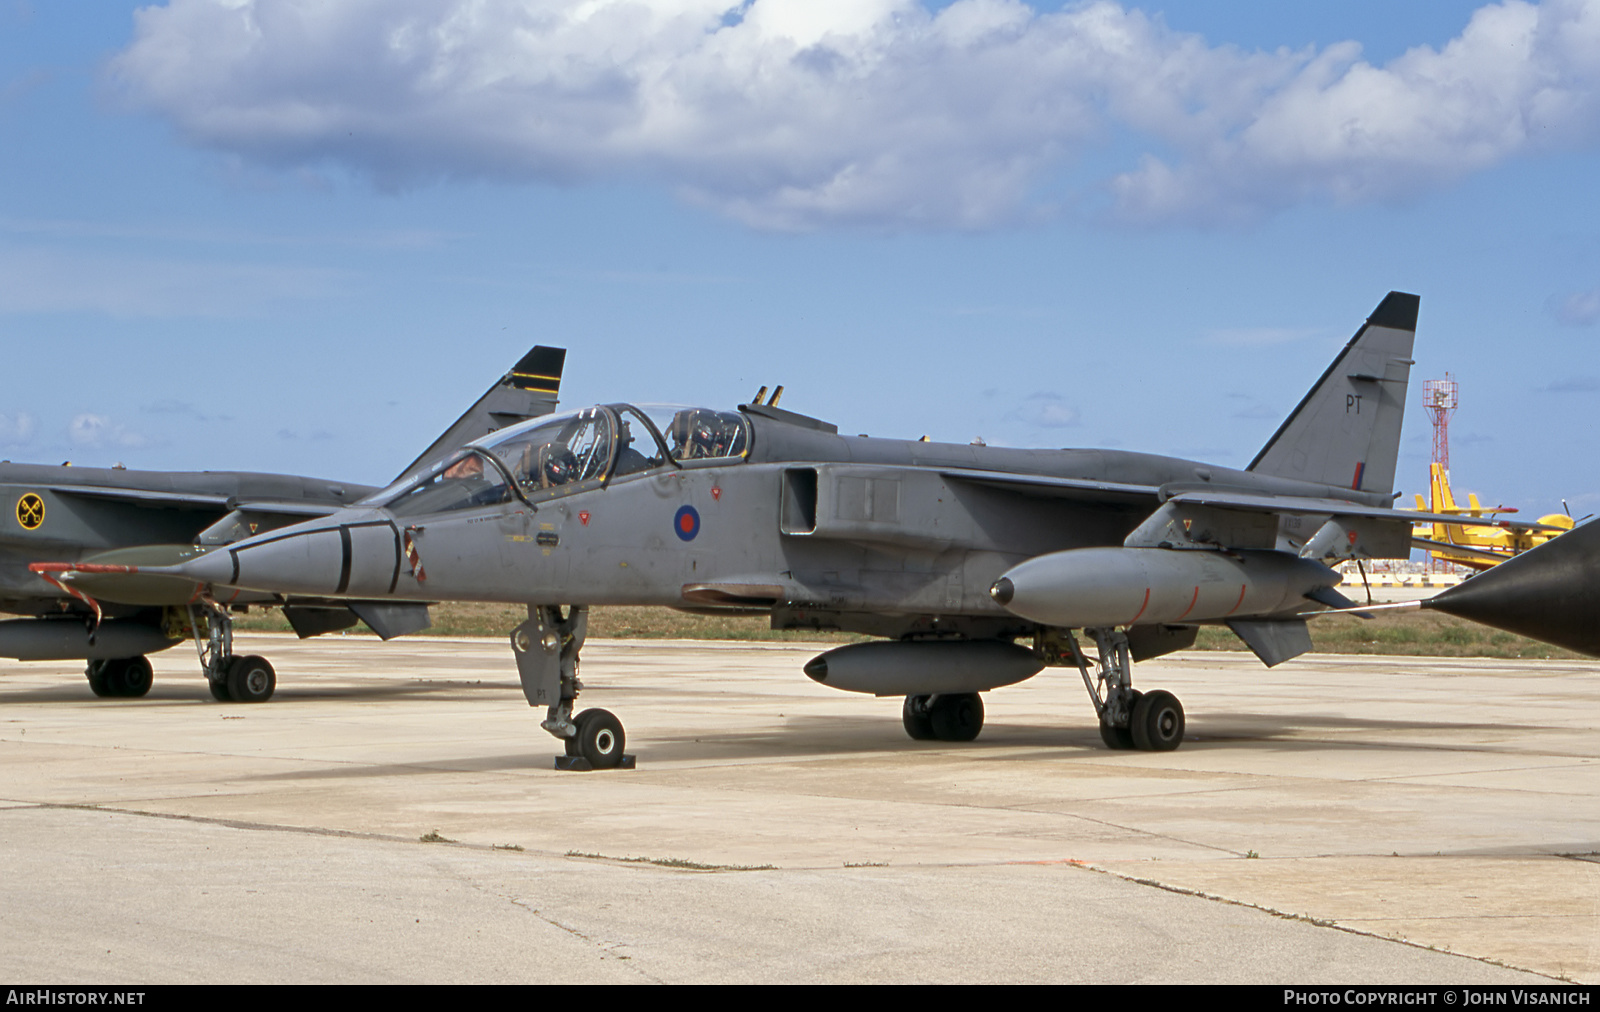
[1412,463,1573,570]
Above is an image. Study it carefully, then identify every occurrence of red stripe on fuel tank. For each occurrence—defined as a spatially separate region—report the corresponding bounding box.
[1226,584,1247,615]
[1176,586,1200,620]
[1129,588,1151,624]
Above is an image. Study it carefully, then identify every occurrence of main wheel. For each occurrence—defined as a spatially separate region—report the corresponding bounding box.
[1098,722,1135,749]
[572,708,625,769]
[225,655,276,703]
[85,660,113,698]
[1129,690,1184,751]
[115,656,153,698]
[208,678,233,702]
[902,695,936,740]
[929,693,984,742]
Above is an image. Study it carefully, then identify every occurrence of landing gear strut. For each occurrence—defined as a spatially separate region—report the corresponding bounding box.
[188,603,275,703]
[512,605,633,770]
[1059,627,1185,752]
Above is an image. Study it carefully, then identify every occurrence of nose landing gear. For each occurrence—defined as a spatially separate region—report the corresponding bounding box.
[512,605,635,770]
[188,603,276,704]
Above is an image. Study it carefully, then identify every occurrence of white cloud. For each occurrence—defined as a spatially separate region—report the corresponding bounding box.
[1546,375,1600,391]
[1112,0,1600,223]
[0,412,36,447]
[107,0,1600,230]
[1550,286,1600,325]
[1017,391,1080,428]
[1202,326,1321,347]
[68,414,147,449]
[0,246,350,317]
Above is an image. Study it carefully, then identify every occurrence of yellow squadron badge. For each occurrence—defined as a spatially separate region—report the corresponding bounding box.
[16,493,45,530]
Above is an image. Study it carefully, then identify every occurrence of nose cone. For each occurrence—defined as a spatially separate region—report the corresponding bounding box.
[803,656,828,683]
[989,577,1014,606]
[1426,519,1600,657]
[171,509,399,599]
[38,544,215,606]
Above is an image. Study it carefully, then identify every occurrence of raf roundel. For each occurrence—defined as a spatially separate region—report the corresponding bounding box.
[673,505,700,542]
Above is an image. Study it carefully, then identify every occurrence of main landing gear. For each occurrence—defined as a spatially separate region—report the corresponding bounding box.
[189,603,276,704]
[511,605,634,770]
[1058,627,1185,752]
[85,656,154,698]
[901,693,985,742]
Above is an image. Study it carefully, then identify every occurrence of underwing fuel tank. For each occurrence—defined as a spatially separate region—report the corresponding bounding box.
[803,640,1044,696]
[990,547,1340,628]
[0,617,180,661]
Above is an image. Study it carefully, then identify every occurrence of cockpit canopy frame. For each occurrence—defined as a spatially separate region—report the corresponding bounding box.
[373,403,751,518]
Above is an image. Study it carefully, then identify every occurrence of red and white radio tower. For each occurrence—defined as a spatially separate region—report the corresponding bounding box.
[1423,373,1458,475]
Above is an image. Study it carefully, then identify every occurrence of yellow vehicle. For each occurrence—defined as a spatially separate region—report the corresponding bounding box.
[1412,463,1573,570]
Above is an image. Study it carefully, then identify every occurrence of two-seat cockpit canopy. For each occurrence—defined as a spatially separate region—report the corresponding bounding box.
[376,404,749,518]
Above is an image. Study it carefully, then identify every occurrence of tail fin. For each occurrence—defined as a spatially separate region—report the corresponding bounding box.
[1247,292,1418,495]
[1429,462,1456,513]
[393,345,567,483]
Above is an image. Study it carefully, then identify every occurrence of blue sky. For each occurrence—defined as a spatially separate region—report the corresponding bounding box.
[2,1,1597,521]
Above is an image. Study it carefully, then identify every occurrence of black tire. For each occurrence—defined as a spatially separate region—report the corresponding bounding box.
[1129,690,1184,751]
[1099,689,1141,750]
[116,656,153,698]
[929,693,984,742]
[902,695,936,740]
[1099,722,1136,750]
[225,655,276,703]
[564,712,586,757]
[208,678,233,702]
[573,708,625,769]
[85,660,113,698]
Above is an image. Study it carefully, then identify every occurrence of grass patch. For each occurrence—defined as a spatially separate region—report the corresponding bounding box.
[234,601,1579,660]
[566,850,774,872]
[1194,611,1582,660]
[233,602,859,643]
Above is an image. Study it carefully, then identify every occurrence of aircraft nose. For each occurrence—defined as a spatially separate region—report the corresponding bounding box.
[173,512,404,599]
[989,577,1014,606]
[171,527,341,595]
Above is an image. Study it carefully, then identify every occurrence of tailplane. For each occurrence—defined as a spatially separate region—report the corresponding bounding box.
[1248,292,1418,496]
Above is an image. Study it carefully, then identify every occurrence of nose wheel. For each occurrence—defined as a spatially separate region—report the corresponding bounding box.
[563,708,627,768]
[189,603,277,704]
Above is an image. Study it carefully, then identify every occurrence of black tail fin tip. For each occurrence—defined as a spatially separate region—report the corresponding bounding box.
[1425,520,1600,657]
[1368,291,1420,332]
[510,346,566,393]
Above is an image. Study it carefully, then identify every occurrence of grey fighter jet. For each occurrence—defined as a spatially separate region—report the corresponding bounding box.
[81,294,1572,766]
[2,346,566,702]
